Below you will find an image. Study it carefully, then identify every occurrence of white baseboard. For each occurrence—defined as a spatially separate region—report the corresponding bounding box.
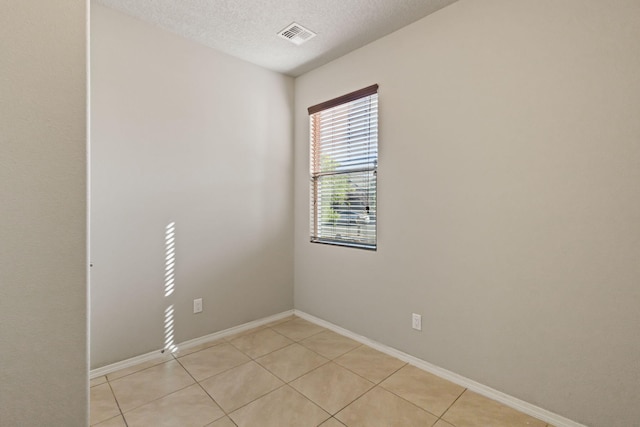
[90,308,584,427]
[90,347,170,379]
[90,310,294,379]
[173,309,294,355]
[294,309,586,427]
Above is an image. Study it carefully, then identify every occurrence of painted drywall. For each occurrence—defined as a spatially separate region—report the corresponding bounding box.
[294,1,640,426]
[91,4,294,368]
[0,1,88,426]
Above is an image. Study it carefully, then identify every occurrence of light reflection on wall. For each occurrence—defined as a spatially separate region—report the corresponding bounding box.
[165,222,176,297]
[164,222,177,353]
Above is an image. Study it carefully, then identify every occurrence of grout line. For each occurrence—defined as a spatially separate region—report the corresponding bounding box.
[211,321,347,418]
[377,361,408,384]
[376,380,452,422]
[101,320,424,425]
[437,387,467,423]
[224,383,290,416]
[91,310,574,426]
[117,383,195,417]
[105,379,128,427]
[106,357,174,383]
[228,339,292,361]
[223,328,267,343]
[368,364,463,421]
[100,320,436,426]
[96,318,338,425]
[90,311,297,380]
[108,360,244,426]
[293,324,496,425]
[323,383,374,420]
[294,310,581,427]
[313,376,374,417]
[323,416,348,427]
[329,344,397,386]
[107,359,196,419]
[173,355,235,421]
[297,339,363,361]
[285,385,331,420]
[274,335,424,419]
[367,383,442,421]
[175,335,295,421]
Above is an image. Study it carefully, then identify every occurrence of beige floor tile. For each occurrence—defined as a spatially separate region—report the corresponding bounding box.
[291,362,374,414]
[442,390,546,427]
[229,328,293,358]
[433,420,456,427]
[90,375,108,387]
[90,383,121,425]
[334,345,406,383]
[224,325,267,341]
[123,384,224,427]
[106,353,174,381]
[262,314,297,327]
[319,418,347,426]
[300,330,361,359]
[380,364,465,416]
[109,360,195,413]
[257,343,329,382]
[336,387,438,427]
[206,416,237,426]
[172,338,225,357]
[230,385,330,427]
[200,361,283,412]
[271,318,327,341]
[93,415,127,427]
[178,342,250,381]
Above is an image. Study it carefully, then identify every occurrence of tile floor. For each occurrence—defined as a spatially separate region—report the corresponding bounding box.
[91,315,555,427]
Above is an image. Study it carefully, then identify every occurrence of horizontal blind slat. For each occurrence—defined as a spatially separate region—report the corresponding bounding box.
[309,90,378,248]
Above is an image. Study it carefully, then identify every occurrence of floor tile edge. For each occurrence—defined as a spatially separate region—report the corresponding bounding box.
[90,310,295,378]
[293,309,586,427]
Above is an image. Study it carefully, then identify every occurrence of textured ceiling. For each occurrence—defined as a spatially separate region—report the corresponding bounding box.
[95,0,459,76]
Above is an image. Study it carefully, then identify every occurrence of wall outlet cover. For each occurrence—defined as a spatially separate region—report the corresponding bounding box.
[412,313,422,331]
[193,298,203,314]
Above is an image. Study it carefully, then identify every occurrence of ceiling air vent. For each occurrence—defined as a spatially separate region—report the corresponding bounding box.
[278,22,316,46]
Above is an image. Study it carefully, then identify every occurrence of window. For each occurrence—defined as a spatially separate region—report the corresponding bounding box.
[308,84,378,250]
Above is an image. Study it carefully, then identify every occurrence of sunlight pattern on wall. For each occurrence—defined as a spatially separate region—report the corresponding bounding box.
[164,305,176,353]
[164,222,177,353]
[165,222,176,297]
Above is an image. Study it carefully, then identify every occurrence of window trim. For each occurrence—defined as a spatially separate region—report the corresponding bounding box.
[308,84,378,115]
[308,84,379,250]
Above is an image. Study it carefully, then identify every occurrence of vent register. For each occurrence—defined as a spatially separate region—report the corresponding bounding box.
[278,22,316,45]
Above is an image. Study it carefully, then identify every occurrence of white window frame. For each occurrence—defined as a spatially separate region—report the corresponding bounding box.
[308,84,379,250]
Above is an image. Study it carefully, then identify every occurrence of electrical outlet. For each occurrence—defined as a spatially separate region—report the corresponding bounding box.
[412,313,422,331]
[193,298,203,314]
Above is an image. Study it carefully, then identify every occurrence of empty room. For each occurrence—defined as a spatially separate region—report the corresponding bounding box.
[2,1,639,426]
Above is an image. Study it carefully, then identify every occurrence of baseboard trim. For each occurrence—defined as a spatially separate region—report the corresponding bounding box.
[90,347,168,379]
[173,309,294,355]
[90,308,584,427]
[90,310,294,379]
[294,309,586,427]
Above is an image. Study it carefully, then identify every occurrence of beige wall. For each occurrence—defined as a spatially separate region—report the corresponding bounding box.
[0,1,88,425]
[294,1,640,426]
[90,4,294,368]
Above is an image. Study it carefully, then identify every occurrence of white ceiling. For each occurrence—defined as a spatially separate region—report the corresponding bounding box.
[95,0,459,76]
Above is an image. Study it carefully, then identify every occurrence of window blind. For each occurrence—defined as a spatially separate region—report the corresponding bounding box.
[309,85,378,250]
